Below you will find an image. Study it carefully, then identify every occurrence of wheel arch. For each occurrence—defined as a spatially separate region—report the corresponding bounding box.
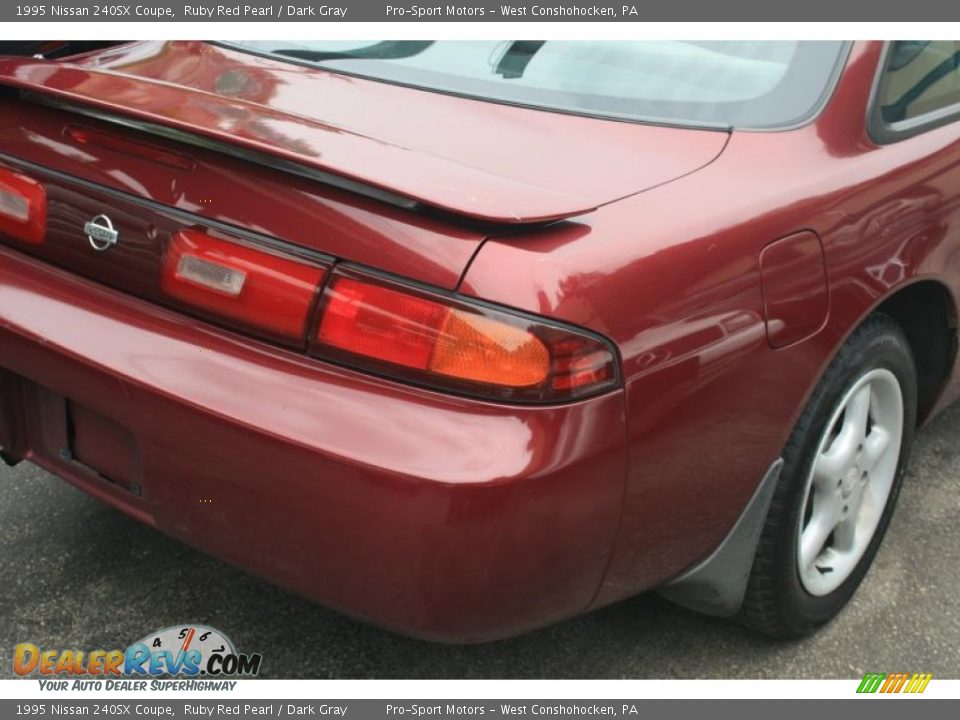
[657,277,957,618]
[873,278,958,425]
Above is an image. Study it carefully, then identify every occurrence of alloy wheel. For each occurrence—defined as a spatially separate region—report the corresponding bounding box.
[796,368,904,596]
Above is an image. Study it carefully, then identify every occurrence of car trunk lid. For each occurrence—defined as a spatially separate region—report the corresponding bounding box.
[0,41,729,226]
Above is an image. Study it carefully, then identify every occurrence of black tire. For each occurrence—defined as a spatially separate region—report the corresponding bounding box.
[740,313,917,638]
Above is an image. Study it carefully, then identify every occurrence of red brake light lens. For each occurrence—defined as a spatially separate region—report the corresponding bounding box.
[0,168,46,245]
[162,229,326,343]
[313,273,618,402]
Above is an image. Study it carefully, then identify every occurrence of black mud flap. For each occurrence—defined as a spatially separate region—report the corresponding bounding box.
[658,458,784,617]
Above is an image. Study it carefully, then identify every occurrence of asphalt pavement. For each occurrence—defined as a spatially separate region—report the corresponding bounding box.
[1,402,959,679]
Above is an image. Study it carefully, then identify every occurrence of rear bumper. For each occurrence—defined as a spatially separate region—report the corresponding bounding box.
[0,247,628,642]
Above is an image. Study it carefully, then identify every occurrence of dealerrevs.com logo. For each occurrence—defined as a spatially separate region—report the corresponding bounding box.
[14,625,262,690]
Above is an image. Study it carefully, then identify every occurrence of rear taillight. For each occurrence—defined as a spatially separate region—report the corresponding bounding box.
[2,158,615,403]
[312,272,618,402]
[162,229,326,343]
[0,169,45,245]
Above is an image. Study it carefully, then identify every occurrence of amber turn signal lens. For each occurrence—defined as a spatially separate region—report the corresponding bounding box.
[313,273,618,403]
[431,309,550,387]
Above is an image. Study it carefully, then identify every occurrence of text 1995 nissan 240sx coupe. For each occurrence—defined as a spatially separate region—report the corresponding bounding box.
[0,40,959,641]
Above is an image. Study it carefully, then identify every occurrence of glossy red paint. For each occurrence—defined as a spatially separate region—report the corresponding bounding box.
[758,231,830,348]
[0,43,727,224]
[461,42,960,605]
[0,248,627,641]
[1,41,959,640]
[0,94,484,289]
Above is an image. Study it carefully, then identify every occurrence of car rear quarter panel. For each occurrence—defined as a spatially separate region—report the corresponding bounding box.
[459,41,960,607]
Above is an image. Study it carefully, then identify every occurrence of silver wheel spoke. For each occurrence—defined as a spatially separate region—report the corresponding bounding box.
[816,425,858,484]
[859,479,883,523]
[832,517,857,552]
[799,491,842,569]
[861,427,890,473]
[796,369,904,596]
[845,384,872,442]
[847,483,866,520]
[816,386,870,484]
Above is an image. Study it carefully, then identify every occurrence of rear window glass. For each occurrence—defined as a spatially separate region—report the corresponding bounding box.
[228,41,848,130]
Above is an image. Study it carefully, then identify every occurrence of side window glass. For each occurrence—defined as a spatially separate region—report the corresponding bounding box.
[877,41,960,124]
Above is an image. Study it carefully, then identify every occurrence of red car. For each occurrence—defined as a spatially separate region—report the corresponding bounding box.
[0,40,958,642]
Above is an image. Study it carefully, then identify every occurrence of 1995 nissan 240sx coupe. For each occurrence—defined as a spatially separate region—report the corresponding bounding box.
[1,40,959,642]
